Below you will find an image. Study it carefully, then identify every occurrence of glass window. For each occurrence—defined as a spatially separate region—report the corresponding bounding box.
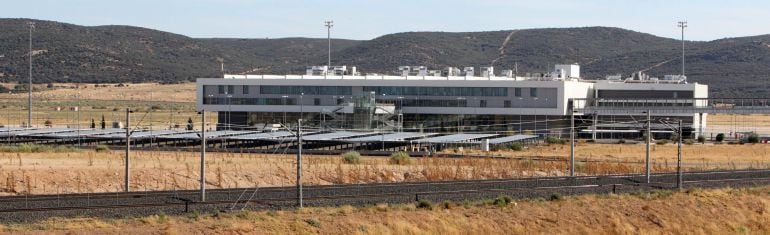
[514,88,521,97]
[504,100,511,108]
[530,88,538,97]
[218,85,225,94]
[227,85,234,94]
[242,85,249,94]
[314,98,321,106]
[480,100,487,107]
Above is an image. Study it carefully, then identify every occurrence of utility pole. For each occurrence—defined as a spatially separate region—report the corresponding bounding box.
[77,78,81,147]
[27,22,35,128]
[678,21,687,79]
[200,111,206,201]
[324,20,334,69]
[570,108,575,176]
[124,108,131,192]
[677,119,683,190]
[296,119,303,208]
[646,110,651,184]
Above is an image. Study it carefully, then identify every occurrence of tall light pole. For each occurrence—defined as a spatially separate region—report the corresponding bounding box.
[199,111,206,201]
[456,97,465,133]
[570,109,575,176]
[645,110,651,184]
[678,21,687,79]
[282,95,288,125]
[324,20,334,69]
[27,22,35,128]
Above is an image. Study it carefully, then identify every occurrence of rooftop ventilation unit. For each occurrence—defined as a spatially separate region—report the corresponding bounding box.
[463,67,475,76]
[480,66,494,78]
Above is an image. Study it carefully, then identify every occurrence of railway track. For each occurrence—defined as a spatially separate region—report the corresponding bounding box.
[1,169,770,222]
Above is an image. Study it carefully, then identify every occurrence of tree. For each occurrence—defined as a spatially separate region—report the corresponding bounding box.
[186,117,194,130]
[100,115,106,129]
[747,133,760,144]
[715,133,725,142]
[90,118,96,128]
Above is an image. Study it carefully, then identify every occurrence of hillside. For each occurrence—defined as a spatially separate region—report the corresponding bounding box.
[1,18,770,97]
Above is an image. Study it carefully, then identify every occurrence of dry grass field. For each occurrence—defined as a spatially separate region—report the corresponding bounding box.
[0,83,196,102]
[0,83,213,128]
[1,143,769,196]
[2,186,769,234]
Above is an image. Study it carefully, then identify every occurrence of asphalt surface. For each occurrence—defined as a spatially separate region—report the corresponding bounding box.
[1,169,770,223]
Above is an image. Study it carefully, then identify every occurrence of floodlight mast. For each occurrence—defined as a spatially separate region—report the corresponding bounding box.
[324,20,334,69]
[27,22,35,128]
[678,21,687,79]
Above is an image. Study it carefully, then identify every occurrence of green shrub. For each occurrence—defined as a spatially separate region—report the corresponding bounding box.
[747,133,760,143]
[617,139,626,144]
[494,195,513,207]
[715,133,725,142]
[341,151,361,164]
[549,193,563,201]
[95,145,111,152]
[656,139,669,145]
[545,136,567,144]
[304,218,321,228]
[0,144,78,153]
[510,143,524,151]
[684,139,694,145]
[697,135,705,143]
[416,199,433,209]
[389,151,411,165]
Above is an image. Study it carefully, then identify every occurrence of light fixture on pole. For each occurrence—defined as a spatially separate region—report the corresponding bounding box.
[324,20,334,69]
[677,21,687,79]
[27,21,35,128]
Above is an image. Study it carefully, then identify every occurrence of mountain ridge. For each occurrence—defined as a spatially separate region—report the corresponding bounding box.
[1,18,769,97]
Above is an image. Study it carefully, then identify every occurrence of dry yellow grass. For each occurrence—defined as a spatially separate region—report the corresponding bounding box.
[487,143,770,162]
[709,114,770,126]
[4,186,770,234]
[1,142,769,196]
[0,82,196,102]
[0,150,575,195]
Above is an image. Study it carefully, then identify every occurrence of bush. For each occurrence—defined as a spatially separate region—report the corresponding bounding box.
[341,151,361,164]
[494,195,513,207]
[304,218,321,228]
[95,145,111,152]
[0,144,78,153]
[656,139,669,145]
[545,136,567,145]
[617,139,626,144]
[389,151,410,165]
[697,135,705,144]
[549,193,563,201]
[510,143,524,151]
[684,139,694,145]
[715,133,725,142]
[416,199,433,209]
[747,133,760,143]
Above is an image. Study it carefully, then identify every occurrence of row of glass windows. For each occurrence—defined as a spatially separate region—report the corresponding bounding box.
[363,86,508,97]
[204,97,552,108]
[513,88,538,97]
[260,86,353,95]
[207,85,541,98]
[204,97,297,105]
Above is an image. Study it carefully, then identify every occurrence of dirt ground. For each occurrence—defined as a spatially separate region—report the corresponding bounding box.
[1,143,769,196]
[2,186,769,234]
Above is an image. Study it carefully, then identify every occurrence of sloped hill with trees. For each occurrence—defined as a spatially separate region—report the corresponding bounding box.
[1,18,769,97]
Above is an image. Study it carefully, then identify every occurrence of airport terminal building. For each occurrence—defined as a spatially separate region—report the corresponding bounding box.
[196,64,708,138]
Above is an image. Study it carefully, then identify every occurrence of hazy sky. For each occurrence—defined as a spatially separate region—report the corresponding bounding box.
[6,0,770,41]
